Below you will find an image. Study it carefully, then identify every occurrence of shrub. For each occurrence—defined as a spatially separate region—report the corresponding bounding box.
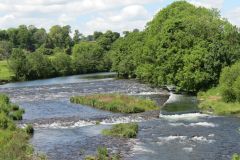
[219,62,240,103]
[221,85,236,103]
[232,154,240,160]
[0,94,10,104]
[84,147,120,160]
[9,109,25,120]
[0,113,12,129]
[102,123,138,138]
[0,94,44,159]
[233,77,240,102]
[25,124,34,135]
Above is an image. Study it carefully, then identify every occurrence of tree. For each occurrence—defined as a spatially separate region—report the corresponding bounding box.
[93,31,103,40]
[16,25,32,50]
[97,30,120,51]
[0,41,13,60]
[48,25,72,49]
[72,42,105,73]
[9,49,28,80]
[51,52,72,76]
[26,51,53,79]
[32,28,48,49]
[110,31,145,78]
[110,1,240,92]
[73,30,82,44]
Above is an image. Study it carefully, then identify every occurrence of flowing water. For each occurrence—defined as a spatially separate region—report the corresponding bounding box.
[0,73,239,160]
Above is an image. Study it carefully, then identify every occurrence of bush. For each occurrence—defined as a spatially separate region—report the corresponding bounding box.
[51,52,72,76]
[221,85,236,103]
[0,94,44,160]
[233,77,240,102]
[220,62,240,103]
[102,123,138,138]
[9,109,25,120]
[0,94,10,103]
[25,124,34,135]
[84,147,120,160]
[232,154,240,160]
[0,113,12,129]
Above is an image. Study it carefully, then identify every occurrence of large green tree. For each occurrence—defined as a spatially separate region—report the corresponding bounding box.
[9,49,28,80]
[110,1,240,92]
[48,25,72,49]
[72,42,105,73]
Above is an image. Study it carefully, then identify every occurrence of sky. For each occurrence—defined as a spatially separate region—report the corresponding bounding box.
[0,0,239,35]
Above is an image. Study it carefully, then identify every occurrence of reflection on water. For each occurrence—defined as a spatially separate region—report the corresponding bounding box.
[161,93,198,115]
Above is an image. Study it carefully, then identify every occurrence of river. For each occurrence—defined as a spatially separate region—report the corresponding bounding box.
[0,73,239,160]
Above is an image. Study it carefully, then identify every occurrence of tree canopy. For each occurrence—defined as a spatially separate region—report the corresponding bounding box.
[110,1,240,92]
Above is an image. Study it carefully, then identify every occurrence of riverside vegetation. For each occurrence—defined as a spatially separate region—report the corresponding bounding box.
[70,94,158,113]
[198,62,240,116]
[102,123,138,138]
[0,1,238,92]
[0,94,45,160]
[1,1,240,158]
[85,147,120,160]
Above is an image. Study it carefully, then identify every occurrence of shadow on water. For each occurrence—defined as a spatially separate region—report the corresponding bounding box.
[0,72,117,88]
[161,93,198,115]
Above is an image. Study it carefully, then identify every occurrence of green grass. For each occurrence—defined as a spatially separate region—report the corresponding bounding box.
[0,94,46,160]
[198,87,240,116]
[85,147,120,160]
[70,94,158,114]
[0,60,14,81]
[102,123,138,138]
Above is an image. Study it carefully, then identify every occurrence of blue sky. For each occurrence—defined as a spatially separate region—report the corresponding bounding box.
[0,0,239,34]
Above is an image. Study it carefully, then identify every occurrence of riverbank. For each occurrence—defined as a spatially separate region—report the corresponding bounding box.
[0,94,46,159]
[197,87,240,116]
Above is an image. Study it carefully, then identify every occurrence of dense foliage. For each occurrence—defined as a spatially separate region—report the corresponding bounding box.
[2,28,120,81]
[70,94,158,113]
[110,1,240,92]
[197,63,240,116]
[0,94,45,160]
[219,62,240,102]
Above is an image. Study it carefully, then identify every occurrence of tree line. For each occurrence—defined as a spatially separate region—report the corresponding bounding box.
[0,25,120,80]
[2,1,240,93]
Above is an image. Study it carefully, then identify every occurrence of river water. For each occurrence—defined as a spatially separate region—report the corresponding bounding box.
[0,73,239,160]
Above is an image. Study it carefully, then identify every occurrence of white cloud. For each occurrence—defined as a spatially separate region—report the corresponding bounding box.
[225,7,240,27]
[0,0,162,33]
[109,5,148,22]
[1,0,238,35]
[85,4,150,34]
[188,0,224,9]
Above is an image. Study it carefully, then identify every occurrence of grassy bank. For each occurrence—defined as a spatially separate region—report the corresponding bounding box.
[70,94,158,113]
[0,60,13,81]
[102,123,138,138]
[198,87,240,116]
[0,94,46,160]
